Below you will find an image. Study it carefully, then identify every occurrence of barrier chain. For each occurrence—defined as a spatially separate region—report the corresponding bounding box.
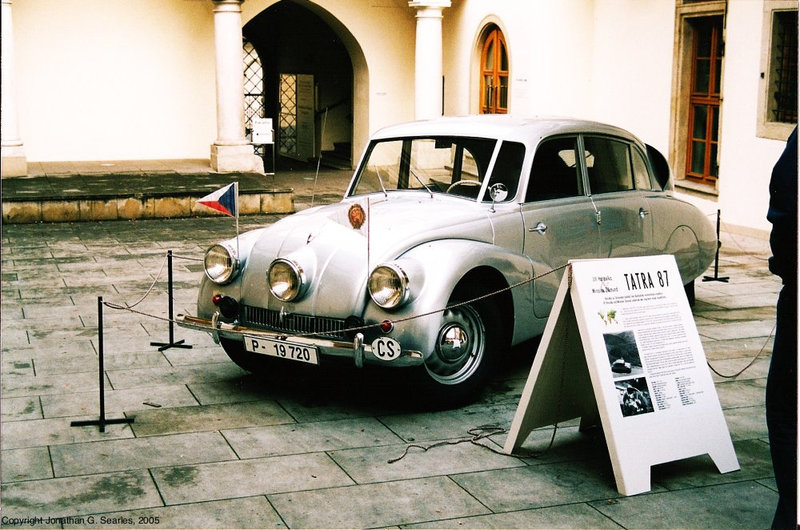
[99,248,769,384]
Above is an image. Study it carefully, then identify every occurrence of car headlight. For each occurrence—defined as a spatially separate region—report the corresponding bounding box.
[368,264,409,309]
[204,244,239,284]
[268,258,306,302]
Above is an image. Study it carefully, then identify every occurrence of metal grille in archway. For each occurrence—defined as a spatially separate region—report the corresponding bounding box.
[279,73,298,156]
[243,39,265,157]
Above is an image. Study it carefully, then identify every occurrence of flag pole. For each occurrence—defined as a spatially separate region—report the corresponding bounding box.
[234,181,240,259]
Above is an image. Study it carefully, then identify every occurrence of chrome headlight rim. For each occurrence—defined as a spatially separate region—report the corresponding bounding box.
[268,258,307,302]
[368,263,410,310]
[204,243,240,285]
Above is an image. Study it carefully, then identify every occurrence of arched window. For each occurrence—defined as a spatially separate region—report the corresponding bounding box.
[480,27,509,114]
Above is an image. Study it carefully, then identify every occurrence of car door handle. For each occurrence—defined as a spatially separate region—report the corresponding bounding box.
[529,222,548,234]
[639,207,649,219]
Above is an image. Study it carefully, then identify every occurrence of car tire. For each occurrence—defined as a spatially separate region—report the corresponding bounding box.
[415,290,503,407]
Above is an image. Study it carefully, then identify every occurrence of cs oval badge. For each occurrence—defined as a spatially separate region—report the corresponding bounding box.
[371,337,401,361]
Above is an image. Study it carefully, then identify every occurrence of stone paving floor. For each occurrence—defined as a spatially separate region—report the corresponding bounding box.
[0,204,781,528]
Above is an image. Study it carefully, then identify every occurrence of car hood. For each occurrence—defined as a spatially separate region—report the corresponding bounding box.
[239,193,496,314]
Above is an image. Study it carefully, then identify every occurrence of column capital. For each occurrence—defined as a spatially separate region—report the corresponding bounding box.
[212,0,244,13]
[408,0,451,8]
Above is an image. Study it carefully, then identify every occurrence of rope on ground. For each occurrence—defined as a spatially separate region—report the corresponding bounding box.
[387,424,557,464]
[706,322,775,379]
[105,252,168,310]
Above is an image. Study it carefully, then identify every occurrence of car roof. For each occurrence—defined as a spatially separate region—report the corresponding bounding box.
[370,115,643,147]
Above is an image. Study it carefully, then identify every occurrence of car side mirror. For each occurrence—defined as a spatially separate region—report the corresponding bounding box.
[489,183,508,203]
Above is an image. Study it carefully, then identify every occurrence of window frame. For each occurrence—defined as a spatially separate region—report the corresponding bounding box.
[525,134,655,203]
[479,27,510,114]
[757,1,798,140]
[684,16,723,186]
[582,135,639,196]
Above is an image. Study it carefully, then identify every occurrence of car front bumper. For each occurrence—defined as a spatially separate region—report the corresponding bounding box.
[177,313,425,368]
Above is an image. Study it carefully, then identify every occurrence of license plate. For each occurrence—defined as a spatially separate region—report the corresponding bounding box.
[244,335,319,365]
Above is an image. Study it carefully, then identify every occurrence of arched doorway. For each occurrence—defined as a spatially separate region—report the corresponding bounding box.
[244,1,355,169]
[479,26,509,114]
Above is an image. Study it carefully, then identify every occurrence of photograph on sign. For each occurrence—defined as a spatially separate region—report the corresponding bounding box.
[615,377,654,417]
[603,330,643,379]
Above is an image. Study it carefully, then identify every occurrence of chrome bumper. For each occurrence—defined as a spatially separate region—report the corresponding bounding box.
[177,313,424,368]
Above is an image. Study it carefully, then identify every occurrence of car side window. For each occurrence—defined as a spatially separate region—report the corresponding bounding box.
[584,136,635,194]
[526,136,583,202]
[485,141,524,201]
[632,148,654,190]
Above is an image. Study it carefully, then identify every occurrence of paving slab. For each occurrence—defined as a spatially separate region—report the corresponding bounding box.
[1,416,135,450]
[589,481,775,528]
[1,447,54,483]
[268,476,490,528]
[1,396,42,421]
[651,438,774,490]
[451,459,626,513]
[377,401,520,443]
[50,431,237,477]
[63,496,285,529]
[1,470,163,519]
[151,453,354,505]
[40,384,199,418]
[404,503,623,529]
[129,400,295,437]
[223,417,403,459]
[106,362,247,390]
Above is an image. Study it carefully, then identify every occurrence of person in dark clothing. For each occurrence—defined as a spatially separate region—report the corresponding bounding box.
[766,125,797,529]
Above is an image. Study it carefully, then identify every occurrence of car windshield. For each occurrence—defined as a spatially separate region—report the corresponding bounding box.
[349,136,524,201]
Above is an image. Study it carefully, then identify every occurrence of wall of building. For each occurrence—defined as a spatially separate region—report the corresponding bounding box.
[444,1,675,149]
[443,0,594,119]
[8,0,791,234]
[714,0,788,233]
[13,0,217,162]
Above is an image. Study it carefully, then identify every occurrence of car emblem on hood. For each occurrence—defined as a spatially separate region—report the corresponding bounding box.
[348,203,366,229]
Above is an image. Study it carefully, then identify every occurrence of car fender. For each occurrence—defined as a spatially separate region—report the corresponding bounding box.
[362,239,543,357]
[648,197,716,283]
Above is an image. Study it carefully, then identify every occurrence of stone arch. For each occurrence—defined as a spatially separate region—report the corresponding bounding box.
[243,0,369,169]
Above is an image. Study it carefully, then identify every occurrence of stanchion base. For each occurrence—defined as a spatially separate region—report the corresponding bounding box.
[150,339,193,352]
[702,275,730,283]
[71,417,134,433]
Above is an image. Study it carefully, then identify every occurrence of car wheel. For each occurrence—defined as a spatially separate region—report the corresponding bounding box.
[418,293,502,406]
[220,337,279,373]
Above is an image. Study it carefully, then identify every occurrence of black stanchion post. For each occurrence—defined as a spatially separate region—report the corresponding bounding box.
[71,296,134,432]
[151,250,192,351]
[703,209,730,283]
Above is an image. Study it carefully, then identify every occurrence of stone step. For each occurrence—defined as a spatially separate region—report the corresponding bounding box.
[1,172,294,224]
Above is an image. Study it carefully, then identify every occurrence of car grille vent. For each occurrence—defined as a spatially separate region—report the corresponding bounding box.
[241,305,348,340]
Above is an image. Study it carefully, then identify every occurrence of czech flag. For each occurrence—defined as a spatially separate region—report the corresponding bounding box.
[198,182,237,217]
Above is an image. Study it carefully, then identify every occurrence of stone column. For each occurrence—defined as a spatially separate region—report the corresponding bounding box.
[210,0,263,173]
[408,0,450,120]
[1,0,27,177]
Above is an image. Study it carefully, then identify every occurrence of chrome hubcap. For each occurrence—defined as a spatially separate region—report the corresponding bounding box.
[425,305,485,385]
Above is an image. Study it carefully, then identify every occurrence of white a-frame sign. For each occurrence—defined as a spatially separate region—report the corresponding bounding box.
[504,255,739,496]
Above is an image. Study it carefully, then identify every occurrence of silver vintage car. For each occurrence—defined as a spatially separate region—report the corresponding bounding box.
[179,116,716,405]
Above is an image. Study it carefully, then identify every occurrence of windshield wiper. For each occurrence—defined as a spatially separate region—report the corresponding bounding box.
[409,168,434,199]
